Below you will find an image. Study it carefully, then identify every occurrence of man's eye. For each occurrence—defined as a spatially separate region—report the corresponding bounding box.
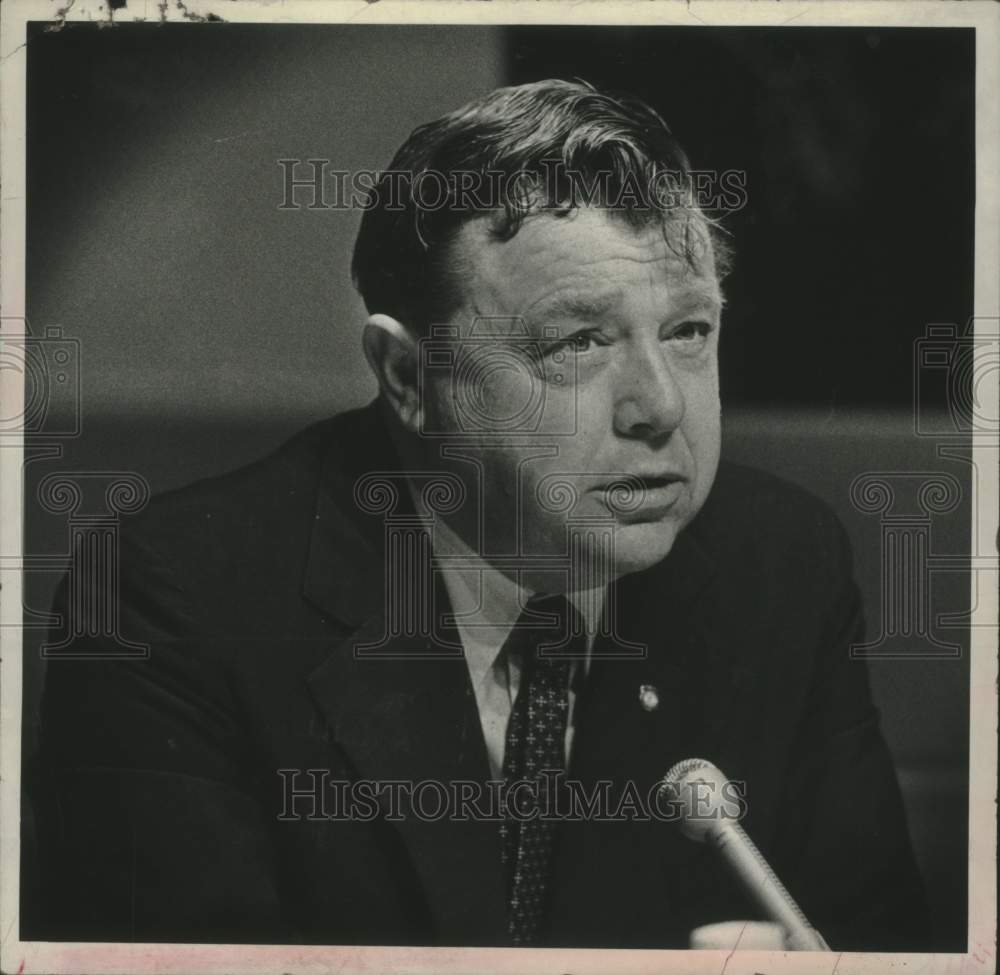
[668,321,712,342]
[547,332,598,357]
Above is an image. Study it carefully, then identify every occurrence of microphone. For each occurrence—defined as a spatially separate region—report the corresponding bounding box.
[658,758,830,951]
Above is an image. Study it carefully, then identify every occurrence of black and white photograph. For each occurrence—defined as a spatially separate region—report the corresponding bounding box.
[1,2,997,974]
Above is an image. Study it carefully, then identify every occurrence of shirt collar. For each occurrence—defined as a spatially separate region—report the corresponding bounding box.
[410,483,606,692]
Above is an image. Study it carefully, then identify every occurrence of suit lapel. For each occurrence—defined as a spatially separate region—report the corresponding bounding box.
[302,403,508,945]
[548,525,746,945]
[306,612,508,945]
[571,525,723,782]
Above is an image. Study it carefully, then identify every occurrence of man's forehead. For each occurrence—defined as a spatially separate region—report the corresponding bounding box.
[522,277,722,322]
[453,207,720,320]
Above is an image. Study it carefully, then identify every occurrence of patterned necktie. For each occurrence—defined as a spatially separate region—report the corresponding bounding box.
[500,594,587,946]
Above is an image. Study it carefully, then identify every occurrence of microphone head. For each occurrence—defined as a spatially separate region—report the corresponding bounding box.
[657,758,734,842]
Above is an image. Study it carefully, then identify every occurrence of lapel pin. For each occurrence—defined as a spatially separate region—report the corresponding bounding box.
[639,684,659,712]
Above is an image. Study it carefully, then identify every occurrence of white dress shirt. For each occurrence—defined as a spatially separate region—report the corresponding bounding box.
[413,492,607,779]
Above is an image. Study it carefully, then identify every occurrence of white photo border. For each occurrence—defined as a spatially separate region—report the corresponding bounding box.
[1,2,996,974]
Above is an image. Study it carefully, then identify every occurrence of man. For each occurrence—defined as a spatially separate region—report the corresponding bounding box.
[34,80,929,950]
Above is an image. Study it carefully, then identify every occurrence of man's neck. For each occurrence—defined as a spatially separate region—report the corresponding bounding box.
[408,479,607,639]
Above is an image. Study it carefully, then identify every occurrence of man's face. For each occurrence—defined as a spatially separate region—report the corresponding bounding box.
[418,206,722,590]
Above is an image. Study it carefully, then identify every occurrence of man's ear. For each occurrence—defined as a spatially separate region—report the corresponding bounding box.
[362,313,422,431]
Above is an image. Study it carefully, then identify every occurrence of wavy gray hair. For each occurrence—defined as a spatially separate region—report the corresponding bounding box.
[352,79,732,334]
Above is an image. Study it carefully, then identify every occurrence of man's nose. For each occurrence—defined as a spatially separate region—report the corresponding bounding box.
[612,343,685,440]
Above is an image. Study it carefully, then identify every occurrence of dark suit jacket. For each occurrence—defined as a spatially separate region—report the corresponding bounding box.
[33,401,930,949]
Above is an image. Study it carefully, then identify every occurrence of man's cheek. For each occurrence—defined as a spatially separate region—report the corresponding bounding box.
[683,380,721,443]
[535,371,594,439]
[477,368,535,428]
[423,378,460,433]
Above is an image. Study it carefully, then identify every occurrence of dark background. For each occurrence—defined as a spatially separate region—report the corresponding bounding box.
[507,26,976,408]
[20,23,973,949]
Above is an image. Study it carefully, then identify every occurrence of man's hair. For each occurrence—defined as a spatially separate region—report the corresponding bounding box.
[351,79,731,335]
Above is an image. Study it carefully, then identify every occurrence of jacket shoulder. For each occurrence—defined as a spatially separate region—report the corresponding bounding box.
[137,416,340,527]
[123,406,378,554]
[693,460,854,588]
[701,460,846,538]
[102,407,382,639]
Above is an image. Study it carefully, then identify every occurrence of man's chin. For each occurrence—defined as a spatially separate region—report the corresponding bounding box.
[510,518,681,593]
[608,518,682,579]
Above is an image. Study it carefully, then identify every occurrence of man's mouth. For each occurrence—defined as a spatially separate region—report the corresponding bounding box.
[595,473,688,519]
